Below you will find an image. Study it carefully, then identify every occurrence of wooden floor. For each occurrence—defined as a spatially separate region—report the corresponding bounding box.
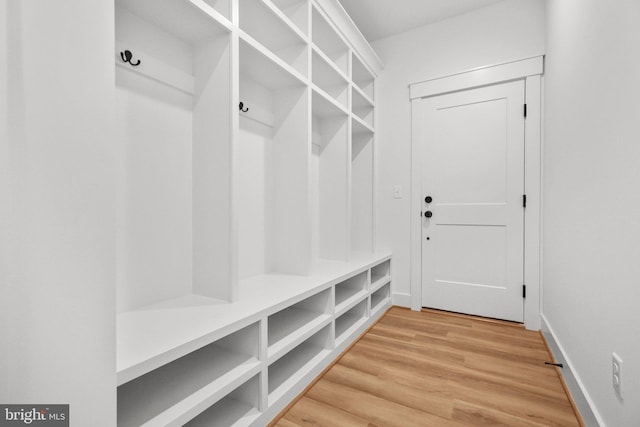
[272,307,582,427]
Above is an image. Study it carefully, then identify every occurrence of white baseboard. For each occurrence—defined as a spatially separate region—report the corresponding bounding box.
[540,314,605,427]
[392,292,410,308]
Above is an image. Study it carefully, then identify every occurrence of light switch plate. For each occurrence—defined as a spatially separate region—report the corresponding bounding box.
[393,185,402,199]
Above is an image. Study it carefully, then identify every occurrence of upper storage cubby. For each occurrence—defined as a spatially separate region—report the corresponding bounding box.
[351,86,374,128]
[312,5,349,76]
[115,0,233,312]
[238,39,311,280]
[352,52,374,100]
[239,0,308,76]
[271,0,309,35]
[312,49,349,108]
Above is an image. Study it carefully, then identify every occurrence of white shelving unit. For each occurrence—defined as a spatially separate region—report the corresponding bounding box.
[115,0,385,424]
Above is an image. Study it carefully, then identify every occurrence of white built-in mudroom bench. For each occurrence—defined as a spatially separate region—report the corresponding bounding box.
[114,0,388,425]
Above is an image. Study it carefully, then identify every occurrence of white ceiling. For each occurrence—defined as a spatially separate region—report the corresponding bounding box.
[337,0,505,42]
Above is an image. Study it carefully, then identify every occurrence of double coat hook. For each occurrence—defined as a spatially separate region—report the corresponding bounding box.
[120,50,141,66]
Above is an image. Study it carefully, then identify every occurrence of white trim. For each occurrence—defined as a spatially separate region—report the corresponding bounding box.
[313,0,384,76]
[524,74,542,330]
[409,56,543,100]
[410,57,544,330]
[541,314,605,427]
[392,292,410,308]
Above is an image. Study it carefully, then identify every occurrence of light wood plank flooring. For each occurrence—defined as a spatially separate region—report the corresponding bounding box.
[272,307,582,427]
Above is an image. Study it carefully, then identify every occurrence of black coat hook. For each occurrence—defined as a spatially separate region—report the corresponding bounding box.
[120,50,141,67]
[239,102,249,113]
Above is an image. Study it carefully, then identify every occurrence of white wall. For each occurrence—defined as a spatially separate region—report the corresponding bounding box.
[0,1,116,425]
[372,0,545,304]
[543,0,640,425]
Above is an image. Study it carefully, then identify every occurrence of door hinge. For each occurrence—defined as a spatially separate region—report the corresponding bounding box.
[523,284,527,299]
[524,103,527,118]
[523,194,527,208]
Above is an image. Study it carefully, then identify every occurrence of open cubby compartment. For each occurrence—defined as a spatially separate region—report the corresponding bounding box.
[352,86,374,127]
[351,52,374,100]
[185,374,261,427]
[271,0,310,35]
[335,298,367,345]
[334,270,368,315]
[371,259,391,287]
[371,281,391,313]
[268,324,332,405]
[267,288,332,361]
[350,123,374,255]
[312,49,349,108]
[238,39,311,279]
[115,0,233,313]
[311,5,349,75]
[311,90,350,264]
[117,322,261,427]
[239,0,308,76]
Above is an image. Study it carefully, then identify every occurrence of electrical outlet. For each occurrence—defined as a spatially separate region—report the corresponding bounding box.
[612,352,623,399]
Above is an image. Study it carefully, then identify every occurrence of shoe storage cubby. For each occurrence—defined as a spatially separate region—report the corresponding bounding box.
[335,299,368,346]
[115,0,385,424]
[371,281,391,315]
[371,259,391,288]
[185,374,261,427]
[117,322,260,427]
[335,270,368,315]
[268,324,332,405]
[267,288,332,362]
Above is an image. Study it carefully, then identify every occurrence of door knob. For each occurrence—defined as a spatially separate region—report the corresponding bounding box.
[425,196,433,204]
[424,211,433,218]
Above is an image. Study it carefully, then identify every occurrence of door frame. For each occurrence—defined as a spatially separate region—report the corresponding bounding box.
[409,56,544,330]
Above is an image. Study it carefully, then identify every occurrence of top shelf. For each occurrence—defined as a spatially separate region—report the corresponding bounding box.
[116,0,231,44]
[312,5,349,76]
[352,52,375,100]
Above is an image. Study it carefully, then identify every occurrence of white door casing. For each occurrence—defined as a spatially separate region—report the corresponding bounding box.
[419,81,525,322]
[409,56,543,330]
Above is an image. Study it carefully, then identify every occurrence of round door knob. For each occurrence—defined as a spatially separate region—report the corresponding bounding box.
[425,196,433,204]
[424,211,433,218]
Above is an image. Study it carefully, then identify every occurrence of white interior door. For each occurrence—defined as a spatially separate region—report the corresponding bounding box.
[419,80,525,322]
